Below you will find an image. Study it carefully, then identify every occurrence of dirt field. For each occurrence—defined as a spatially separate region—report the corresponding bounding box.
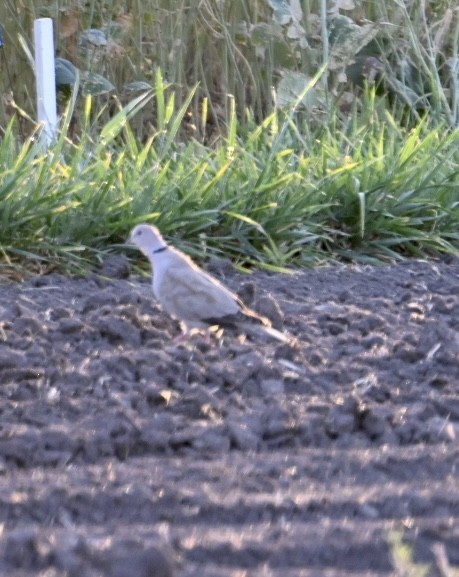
[0,255,457,577]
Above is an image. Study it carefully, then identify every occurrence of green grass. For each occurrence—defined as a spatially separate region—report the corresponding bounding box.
[388,528,459,577]
[0,80,459,274]
[1,2,459,272]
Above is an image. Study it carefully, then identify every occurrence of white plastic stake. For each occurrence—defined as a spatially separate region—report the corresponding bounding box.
[34,18,57,146]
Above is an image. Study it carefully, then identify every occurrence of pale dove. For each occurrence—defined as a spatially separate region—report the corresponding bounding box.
[128,224,292,343]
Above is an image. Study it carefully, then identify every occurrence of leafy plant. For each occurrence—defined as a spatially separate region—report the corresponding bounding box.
[1,0,458,138]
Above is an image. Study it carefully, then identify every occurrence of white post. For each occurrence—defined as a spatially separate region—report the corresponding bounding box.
[34,18,58,146]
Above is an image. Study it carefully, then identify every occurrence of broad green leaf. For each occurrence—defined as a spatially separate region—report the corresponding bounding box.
[55,58,78,86]
[79,28,107,48]
[123,81,153,93]
[81,71,115,96]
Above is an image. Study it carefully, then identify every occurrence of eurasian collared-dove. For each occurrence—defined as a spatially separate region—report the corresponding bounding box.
[128,224,293,343]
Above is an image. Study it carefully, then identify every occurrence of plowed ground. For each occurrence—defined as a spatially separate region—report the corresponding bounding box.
[0,257,458,577]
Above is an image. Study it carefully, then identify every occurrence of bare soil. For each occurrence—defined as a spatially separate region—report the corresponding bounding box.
[0,256,458,577]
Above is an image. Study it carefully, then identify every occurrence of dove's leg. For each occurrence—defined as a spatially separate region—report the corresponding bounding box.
[172,324,221,345]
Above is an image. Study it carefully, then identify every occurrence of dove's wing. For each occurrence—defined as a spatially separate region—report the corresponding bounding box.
[203,305,271,329]
[156,252,240,325]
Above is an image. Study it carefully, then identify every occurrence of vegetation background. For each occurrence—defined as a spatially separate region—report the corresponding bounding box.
[0,0,459,273]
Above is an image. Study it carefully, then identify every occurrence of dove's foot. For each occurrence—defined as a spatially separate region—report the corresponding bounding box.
[172,327,213,345]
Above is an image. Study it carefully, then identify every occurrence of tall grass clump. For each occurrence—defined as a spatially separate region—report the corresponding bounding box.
[0,74,459,273]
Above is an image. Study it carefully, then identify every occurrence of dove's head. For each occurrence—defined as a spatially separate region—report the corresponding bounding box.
[128,224,167,256]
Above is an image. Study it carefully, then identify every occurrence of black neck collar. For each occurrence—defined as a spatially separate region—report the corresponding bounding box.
[152,246,167,254]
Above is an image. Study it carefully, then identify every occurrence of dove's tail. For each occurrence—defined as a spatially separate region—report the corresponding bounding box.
[259,324,297,344]
[204,307,298,345]
[239,321,297,345]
